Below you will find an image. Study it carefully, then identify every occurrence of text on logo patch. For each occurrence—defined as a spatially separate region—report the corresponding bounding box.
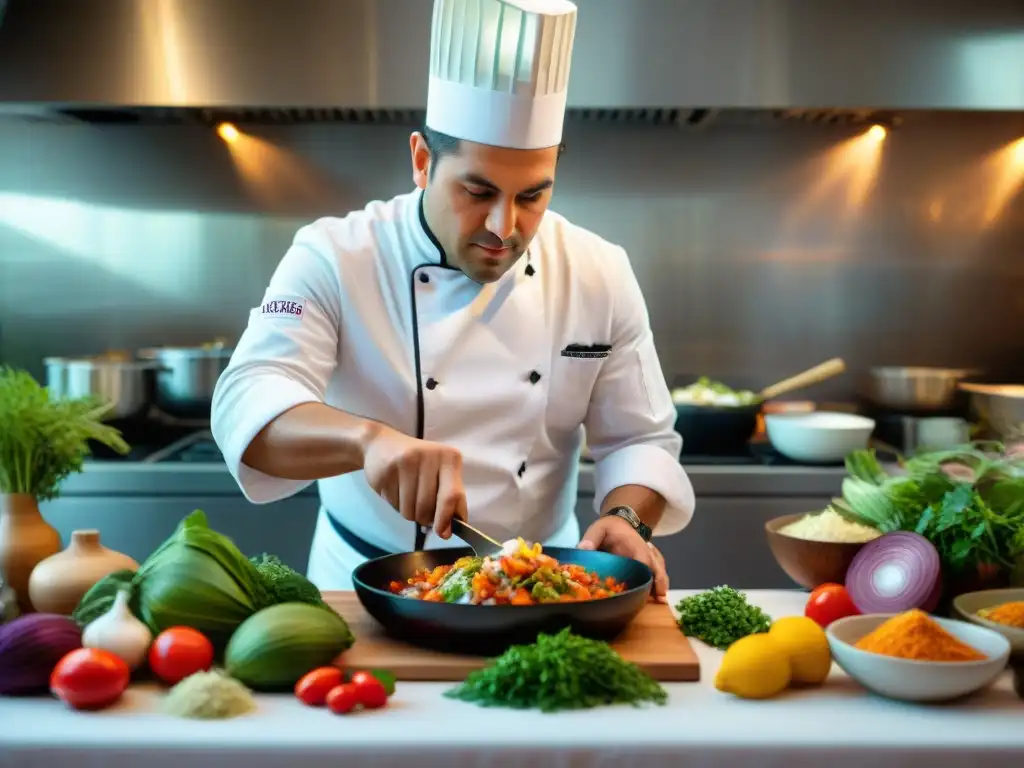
[261,297,305,319]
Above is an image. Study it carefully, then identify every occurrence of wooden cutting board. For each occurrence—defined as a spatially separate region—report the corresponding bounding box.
[323,591,701,682]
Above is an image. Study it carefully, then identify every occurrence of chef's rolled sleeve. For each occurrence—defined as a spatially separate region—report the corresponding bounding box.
[211,222,342,504]
[584,247,695,536]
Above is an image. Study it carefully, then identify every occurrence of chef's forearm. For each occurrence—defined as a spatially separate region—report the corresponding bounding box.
[601,484,666,531]
[241,403,383,480]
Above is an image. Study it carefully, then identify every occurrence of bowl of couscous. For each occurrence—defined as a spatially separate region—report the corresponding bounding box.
[765,508,883,590]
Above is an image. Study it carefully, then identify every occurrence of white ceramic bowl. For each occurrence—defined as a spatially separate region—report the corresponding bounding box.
[827,613,1011,702]
[952,588,1024,655]
[765,412,875,463]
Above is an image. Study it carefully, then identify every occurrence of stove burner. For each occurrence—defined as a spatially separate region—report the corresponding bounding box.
[84,417,224,464]
[142,431,223,463]
[680,441,844,467]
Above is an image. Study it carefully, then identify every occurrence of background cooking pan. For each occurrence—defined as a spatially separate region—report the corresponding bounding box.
[352,546,652,656]
[137,340,234,419]
[44,353,159,420]
[674,358,846,455]
[862,366,980,414]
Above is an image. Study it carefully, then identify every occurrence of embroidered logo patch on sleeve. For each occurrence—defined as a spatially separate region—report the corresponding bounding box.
[261,296,306,320]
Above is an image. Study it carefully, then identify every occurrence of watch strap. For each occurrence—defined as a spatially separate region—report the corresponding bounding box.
[604,505,653,542]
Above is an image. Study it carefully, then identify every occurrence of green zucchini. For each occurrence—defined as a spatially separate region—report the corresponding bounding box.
[224,602,354,691]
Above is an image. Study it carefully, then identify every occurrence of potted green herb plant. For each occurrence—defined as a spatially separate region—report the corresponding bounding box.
[0,366,129,613]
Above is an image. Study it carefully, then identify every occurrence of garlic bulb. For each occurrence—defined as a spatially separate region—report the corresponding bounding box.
[82,589,153,669]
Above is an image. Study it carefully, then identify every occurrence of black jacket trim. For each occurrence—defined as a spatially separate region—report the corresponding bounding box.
[418,192,459,271]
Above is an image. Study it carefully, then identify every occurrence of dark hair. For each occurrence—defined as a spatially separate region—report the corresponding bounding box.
[420,126,566,179]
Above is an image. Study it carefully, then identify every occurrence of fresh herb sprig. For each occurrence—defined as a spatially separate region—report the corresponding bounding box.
[444,627,668,712]
[833,444,1024,576]
[675,586,772,649]
[0,366,129,501]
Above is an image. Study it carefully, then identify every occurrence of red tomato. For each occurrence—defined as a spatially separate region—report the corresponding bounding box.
[51,648,131,710]
[295,667,344,707]
[148,626,214,685]
[350,671,388,709]
[805,583,860,627]
[326,683,361,714]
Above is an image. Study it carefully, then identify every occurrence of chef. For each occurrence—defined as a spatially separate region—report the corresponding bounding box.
[210,0,695,600]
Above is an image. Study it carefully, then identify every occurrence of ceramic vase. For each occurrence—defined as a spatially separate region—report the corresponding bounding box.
[28,529,139,616]
[0,493,63,614]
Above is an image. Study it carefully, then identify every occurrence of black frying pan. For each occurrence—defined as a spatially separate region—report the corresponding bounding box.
[352,546,653,656]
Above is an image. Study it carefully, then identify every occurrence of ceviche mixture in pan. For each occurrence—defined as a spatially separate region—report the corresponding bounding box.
[388,538,628,605]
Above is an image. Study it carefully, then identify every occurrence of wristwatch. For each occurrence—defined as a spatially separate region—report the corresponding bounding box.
[603,505,653,543]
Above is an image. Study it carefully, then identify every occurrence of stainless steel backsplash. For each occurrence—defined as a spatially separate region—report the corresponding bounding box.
[1,111,1022,399]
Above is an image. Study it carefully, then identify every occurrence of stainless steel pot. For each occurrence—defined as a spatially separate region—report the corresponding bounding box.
[44,355,159,420]
[137,342,234,419]
[863,366,979,412]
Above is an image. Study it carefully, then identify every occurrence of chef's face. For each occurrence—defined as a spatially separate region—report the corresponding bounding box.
[411,132,559,284]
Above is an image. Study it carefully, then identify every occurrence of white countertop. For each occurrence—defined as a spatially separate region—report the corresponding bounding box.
[1,590,1022,768]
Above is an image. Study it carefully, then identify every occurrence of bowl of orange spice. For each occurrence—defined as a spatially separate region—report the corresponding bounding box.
[952,588,1024,656]
[826,609,1011,702]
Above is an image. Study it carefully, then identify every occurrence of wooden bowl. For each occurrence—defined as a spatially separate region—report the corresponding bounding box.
[764,514,868,590]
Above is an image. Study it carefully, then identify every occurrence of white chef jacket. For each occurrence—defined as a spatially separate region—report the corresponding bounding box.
[211,189,694,589]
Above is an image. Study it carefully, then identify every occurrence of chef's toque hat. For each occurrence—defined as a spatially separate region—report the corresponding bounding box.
[425,0,578,150]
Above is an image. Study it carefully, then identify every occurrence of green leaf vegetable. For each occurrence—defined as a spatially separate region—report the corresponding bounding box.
[73,511,339,657]
[0,366,129,501]
[72,569,137,627]
[675,586,772,649]
[832,443,1024,578]
[444,627,668,712]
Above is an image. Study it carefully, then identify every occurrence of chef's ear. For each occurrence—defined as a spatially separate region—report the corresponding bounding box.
[410,131,431,190]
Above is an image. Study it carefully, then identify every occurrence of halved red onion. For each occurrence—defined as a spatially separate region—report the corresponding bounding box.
[845,531,943,614]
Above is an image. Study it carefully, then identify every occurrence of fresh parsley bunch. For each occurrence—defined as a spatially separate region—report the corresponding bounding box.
[444,627,668,712]
[834,444,1024,576]
[0,366,129,501]
[675,586,772,649]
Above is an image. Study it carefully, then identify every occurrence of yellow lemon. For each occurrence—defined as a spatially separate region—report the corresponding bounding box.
[768,616,832,685]
[714,633,791,700]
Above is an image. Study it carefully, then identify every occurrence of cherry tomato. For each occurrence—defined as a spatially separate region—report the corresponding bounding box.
[50,648,131,710]
[147,626,214,685]
[326,683,361,714]
[350,671,388,709]
[805,583,860,628]
[295,666,344,707]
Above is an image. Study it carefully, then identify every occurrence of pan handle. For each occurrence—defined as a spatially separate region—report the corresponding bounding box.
[760,357,846,401]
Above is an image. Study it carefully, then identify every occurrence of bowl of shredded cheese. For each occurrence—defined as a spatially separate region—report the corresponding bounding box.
[765,509,882,589]
[827,610,1011,702]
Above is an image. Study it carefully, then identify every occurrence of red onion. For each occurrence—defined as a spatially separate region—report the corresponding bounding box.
[0,613,82,695]
[845,531,943,614]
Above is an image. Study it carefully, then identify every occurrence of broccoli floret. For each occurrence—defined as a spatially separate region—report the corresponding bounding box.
[249,553,327,608]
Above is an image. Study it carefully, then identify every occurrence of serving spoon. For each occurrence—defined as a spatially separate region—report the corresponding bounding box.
[415,519,506,557]
[450,518,506,558]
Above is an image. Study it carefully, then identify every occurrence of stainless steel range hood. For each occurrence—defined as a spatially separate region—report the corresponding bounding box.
[0,0,1021,123]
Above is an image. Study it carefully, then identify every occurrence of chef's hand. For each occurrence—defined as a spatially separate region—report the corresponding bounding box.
[578,516,669,603]
[363,425,468,539]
